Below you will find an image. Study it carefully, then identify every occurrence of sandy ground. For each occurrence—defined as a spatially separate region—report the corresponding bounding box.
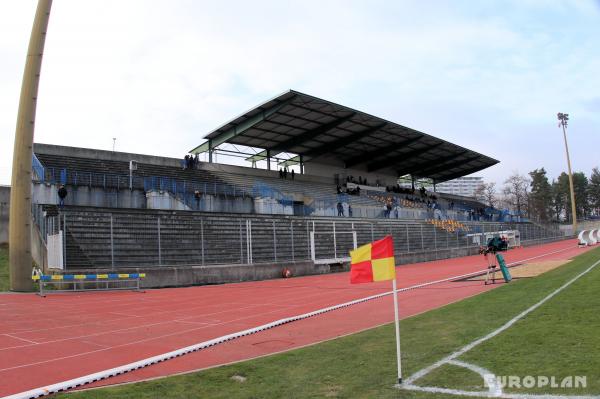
[468,259,571,281]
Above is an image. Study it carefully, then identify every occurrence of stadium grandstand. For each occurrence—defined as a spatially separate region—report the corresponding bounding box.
[28,90,564,286]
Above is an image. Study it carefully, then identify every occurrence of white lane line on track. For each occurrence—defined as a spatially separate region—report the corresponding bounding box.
[2,334,39,345]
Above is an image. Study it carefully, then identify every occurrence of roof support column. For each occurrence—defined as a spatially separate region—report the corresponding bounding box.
[266,149,271,171]
[300,155,304,174]
[411,176,415,190]
[208,140,213,163]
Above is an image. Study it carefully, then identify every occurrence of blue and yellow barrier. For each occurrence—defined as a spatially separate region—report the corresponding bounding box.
[33,272,146,296]
[33,273,146,281]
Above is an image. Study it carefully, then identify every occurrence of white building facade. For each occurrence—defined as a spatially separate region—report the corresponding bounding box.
[435,176,483,198]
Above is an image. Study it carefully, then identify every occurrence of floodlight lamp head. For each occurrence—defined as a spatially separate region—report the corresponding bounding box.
[557,112,569,127]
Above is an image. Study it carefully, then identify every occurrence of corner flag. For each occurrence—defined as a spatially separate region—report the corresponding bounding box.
[350,235,395,283]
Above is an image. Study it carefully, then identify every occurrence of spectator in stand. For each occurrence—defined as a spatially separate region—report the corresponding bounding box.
[194,154,199,169]
[337,202,344,216]
[184,155,190,170]
[291,169,295,180]
[348,204,353,217]
[279,168,283,178]
[194,190,201,210]
[58,184,67,208]
[336,185,342,194]
[283,167,288,179]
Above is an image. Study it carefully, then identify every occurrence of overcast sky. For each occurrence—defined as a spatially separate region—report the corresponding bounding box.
[1,0,599,186]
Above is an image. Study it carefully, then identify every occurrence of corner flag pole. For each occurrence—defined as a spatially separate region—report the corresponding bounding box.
[392,278,402,384]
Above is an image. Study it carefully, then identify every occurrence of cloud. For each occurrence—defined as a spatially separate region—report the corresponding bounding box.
[1,0,599,187]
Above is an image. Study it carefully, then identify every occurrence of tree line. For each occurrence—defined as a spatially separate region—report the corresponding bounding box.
[473,167,600,223]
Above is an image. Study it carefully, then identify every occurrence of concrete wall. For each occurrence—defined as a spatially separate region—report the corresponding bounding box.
[0,185,9,244]
[65,260,326,288]
[559,221,600,236]
[32,182,147,208]
[0,185,47,275]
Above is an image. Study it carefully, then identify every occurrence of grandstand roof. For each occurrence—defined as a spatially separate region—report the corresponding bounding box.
[190,90,499,183]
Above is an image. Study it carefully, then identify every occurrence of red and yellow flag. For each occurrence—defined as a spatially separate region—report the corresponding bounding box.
[350,235,396,284]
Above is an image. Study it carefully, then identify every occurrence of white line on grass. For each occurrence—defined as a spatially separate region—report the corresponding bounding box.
[447,359,502,396]
[3,244,578,399]
[400,256,600,399]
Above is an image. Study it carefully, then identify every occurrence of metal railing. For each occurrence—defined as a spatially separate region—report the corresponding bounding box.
[56,211,566,270]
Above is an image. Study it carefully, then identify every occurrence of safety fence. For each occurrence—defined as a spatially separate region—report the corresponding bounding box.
[39,209,565,270]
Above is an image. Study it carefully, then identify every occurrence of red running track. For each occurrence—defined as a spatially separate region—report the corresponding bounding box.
[0,239,591,397]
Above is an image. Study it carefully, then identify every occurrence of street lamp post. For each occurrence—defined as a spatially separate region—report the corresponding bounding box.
[558,112,577,235]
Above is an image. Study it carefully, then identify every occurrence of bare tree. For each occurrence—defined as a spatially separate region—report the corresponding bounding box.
[503,172,530,217]
[474,182,497,207]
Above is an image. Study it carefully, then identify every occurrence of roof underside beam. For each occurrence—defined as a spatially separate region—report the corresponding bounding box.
[367,142,443,173]
[190,95,296,154]
[344,135,423,169]
[278,157,300,167]
[245,150,271,163]
[392,148,464,176]
[245,112,356,163]
[287,123,388,163]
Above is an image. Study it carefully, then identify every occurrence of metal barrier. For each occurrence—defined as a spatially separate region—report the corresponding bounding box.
[52,210,566,270]
[32,272,146,297]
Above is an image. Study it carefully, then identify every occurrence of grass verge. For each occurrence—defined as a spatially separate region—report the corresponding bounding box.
[62,247,600,399]
[0,244,8,291]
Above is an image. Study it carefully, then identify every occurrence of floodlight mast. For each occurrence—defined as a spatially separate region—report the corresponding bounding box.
[557,112,577,235]
[9,0,53,291]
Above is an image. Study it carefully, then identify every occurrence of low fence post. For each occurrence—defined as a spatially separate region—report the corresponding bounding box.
[291,220,295,262]
[273,220,277,262]
[110,214,115,270]
[239,219,243,264]
[306,221,310,259]
[63,214,67,269]
[333,221,337,259]
[157,217,162,266]
[406,224,410,252]
[200,218,205,265]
